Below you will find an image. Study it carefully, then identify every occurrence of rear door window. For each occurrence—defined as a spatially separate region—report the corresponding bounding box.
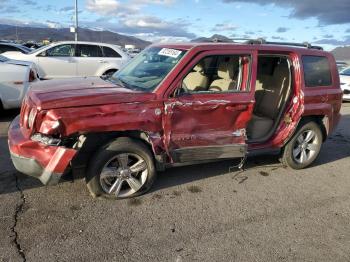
[76,44,103,57]
[302,56,332,87]
[102,46,121,58]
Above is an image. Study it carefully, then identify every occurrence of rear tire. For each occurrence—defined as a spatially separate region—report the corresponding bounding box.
[280,121,323,169]
[86,137,156,199]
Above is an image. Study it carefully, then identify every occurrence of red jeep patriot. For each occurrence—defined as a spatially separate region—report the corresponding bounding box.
[8,41,342,199]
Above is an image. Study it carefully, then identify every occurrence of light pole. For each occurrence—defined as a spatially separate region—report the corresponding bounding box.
[75,0,78,41]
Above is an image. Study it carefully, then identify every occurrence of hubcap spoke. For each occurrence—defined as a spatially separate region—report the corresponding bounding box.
[100,167,119,179]
[130,160,147,173]
[126,176,142,192]
[297,135,304,144]
[293,147,302,157]
[117,154,129,169]
[300,149,307,163]
[108,178,123,196]
[304,131,315,143]
[307,143,318,152]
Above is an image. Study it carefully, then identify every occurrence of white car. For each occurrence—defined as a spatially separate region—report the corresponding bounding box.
[340,67,350,101]
[0,55,38,110]
[2,41,130,79]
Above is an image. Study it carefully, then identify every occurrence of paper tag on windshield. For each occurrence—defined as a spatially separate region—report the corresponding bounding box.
[158,48,182,58]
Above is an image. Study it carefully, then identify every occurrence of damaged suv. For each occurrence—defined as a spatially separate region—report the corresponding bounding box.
[8,41,342,199]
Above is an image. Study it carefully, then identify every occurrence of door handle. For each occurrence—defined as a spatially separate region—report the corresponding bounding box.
[99,60,107,63]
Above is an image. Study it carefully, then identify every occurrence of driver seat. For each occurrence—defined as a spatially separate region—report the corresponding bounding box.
[183,62,209,91]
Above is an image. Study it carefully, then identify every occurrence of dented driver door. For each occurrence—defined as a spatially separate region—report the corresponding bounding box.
[163,50,256,163]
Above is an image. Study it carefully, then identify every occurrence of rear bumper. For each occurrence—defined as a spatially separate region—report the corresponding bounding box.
[8,115,77,185]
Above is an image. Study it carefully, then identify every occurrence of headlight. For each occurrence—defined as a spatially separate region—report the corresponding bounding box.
[27,107,37,129]
[31,133,61,146]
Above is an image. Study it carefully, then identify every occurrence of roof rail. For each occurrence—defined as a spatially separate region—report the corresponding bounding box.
[243,38,323,50]
[207,37,323,50]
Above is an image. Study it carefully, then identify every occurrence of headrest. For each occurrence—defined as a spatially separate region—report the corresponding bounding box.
[193,62,205,73]
[217,61,234,80]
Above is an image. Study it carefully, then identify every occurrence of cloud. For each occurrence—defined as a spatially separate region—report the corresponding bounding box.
[314,36,350,45]
[211,23,238,32]
[271,36,286,41]
[0,5,21,13]
[276,27,289,33]
[59,6,75,12]
[85,0,195,40]
[84,16,196,39]
[222,0,350,25]
[323,34,334,39]
[86,0,138,16]
[22,0,36,5]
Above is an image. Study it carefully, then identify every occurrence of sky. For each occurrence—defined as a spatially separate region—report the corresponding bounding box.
[0,0,350,50]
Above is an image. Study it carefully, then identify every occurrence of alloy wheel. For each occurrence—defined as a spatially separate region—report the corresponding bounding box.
[99,153,148,198]
[292,130,319,164]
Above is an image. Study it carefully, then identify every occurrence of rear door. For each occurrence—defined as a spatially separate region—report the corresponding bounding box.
[76,44,104,77]
[101,46,125,70]
[163,50,256,163]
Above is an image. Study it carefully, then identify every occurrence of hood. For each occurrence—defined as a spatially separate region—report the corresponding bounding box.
[29,77,156,110]
[5,58,33,67]
[1,51,26,60]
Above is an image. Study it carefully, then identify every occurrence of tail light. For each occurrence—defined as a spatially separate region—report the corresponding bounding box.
[29,69,36,82]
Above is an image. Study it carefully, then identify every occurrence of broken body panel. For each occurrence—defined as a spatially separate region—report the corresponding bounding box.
[8,43,342,185]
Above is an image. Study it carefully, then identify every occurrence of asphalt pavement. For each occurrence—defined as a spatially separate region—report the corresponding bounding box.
[1,104,350,262]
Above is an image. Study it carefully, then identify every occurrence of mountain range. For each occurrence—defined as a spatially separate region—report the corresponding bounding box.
[0,24,151,48]
[1,26,349,62]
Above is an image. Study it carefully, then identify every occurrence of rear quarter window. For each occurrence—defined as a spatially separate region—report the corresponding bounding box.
[102,46,122,58]
[302,55,332,87]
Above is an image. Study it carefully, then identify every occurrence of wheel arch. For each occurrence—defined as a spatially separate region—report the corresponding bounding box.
[70,130,165,178]
[298,115,328,141]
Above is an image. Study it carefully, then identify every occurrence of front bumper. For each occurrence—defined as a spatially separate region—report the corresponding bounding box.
[8,116,77,185]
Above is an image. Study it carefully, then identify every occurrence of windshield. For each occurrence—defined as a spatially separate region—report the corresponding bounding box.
[0,55,8,62]
[28,44,50,54]
[110,46,186,92]
[340,67,350,76]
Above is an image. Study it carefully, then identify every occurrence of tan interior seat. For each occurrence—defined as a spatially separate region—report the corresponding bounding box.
[209,60,237,92]
[183,62,209,91]
[248,60,291,140]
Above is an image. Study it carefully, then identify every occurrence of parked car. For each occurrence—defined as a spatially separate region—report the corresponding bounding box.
[340,67,350,101]
[0,55,38,110]
[336,61,349,72]
[0,42,32,54]
[2,41,130,79]
[8,41,342,199]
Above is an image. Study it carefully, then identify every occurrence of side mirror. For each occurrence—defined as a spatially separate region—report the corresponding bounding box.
[38,51,47,57]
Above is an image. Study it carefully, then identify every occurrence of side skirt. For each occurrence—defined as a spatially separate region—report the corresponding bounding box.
[170,144,247,163]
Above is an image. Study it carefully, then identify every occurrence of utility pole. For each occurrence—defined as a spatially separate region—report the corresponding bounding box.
[75,0,78,41]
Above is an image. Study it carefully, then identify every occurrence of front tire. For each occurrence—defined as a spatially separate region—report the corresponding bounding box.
[280,121,323,169]
[86,137,156,199]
